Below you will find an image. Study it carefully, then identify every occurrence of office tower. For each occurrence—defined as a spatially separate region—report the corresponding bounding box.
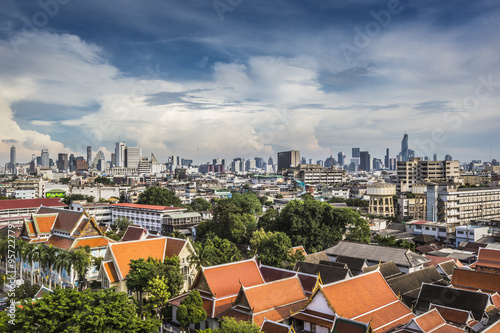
[384,148,389,168]
[254,157,265,169]
[221,159,226,167]
[309,159,313,165]
[69,154,75,172]
[338,152,345,168]
[277,150,300,171]
[213,158,221,166]
[401,133,409,162]
[110,153,115,168]
[373,158,383,170]
[324,156,336,168]
[268,156,274,167]
[245,159,256,171]
[424,156,429,161]
[359,151,371,171]
[10,146,16,173]
[57,153,69,171]
[444,154,453,161]
[87,146,92,166]
[493,159,499,167]
[352,148,360,158]
[125,147,142,168]
[433,153,438,161]
[115,142,126,167]
[181,159,193,167]
[301,157,307,165]
[316,160,324,167]
[41,149,49,167]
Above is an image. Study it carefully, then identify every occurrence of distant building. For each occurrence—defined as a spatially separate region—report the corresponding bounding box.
[359,151,371,171]
[285,164,345,185]
[396,158,460,192]
[352,147,360,158]
[87,146,92,166]
[115,142,126,167]
[57,153,69,172]
[277,150,300,171]
[401,133,409,162]
[10,145,16,173]
[125,147,142,169]
[337,151,345,168]
[41,149,49,167]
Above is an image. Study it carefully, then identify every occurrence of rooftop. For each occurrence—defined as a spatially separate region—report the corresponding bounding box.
[0,198,67,210]
[109,203,185,211]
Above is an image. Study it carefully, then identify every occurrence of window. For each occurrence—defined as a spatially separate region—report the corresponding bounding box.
[310,323,317,333]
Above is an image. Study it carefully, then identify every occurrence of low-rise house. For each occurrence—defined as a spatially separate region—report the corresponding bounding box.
[98,236,196,293]
[290,270,415,332]
[120,225,149,242]
[470,248,500,274]
[325,241,430,273]
[423,256,460,281]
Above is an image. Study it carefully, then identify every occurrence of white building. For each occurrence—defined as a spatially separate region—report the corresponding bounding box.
[125,147,142,169]
[455,225,489,246]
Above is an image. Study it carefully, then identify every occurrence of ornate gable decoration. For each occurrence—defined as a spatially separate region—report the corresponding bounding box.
[73,217,103,238]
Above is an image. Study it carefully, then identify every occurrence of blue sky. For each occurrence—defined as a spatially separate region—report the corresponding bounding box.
[1,0,499,165]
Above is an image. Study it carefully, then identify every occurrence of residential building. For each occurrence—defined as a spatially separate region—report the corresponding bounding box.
[0,198,66,226]
[359,151,371,171]
[285,164,345,185]
[162,211,201,234]
[455,225,489,247]
[109,203,187,234]
[68,201,112,226]
[125,146,142,169]
[396,158,460,192]
[277,150,300,171]
[404,220,454,243]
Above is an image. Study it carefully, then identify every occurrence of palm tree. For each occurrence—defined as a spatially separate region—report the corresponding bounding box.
[25,244,41,286]
[54,251,71,289]
[40,245,58,290]
[15,239,29,280]
[0,238,8,275]
[72,248,92,291]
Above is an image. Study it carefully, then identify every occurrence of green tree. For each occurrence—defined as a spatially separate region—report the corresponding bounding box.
[145,276,170,323]
[94,176,115,186]
[250,229,293,267]
[205,200,257,244]
[138,186,182,207]
[169,230,187,239]
[40,245,58,290]
[9,281,39,302]
[226,192,262,215]
[199,317,260,333]
[126,257,157,312]
[190,198,212,212]
[152,255,184,298]
[8,288,160,332]
[116,216,133,233]
[189,236,242,269]
[62,194,95,205]
[176,290,207,332]
[373,234,415,251]
[257,207,279,231]
[71,246,93,291]
[26,244,41,286]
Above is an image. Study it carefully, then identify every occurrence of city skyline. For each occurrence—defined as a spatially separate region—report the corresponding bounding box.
[1,1,500,165]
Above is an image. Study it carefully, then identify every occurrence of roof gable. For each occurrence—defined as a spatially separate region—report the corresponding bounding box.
[165,237,187,257]
[109,237,167,280]
[38,207,85,233]
[32,214,57,234]
[103,261,119,283]
[202,258,265,298]
[451,269,500,294]
[121,225,148,242]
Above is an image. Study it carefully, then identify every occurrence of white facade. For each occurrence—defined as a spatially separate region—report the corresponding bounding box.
[455,225,489,246]
[110,204,186,234]
[14,189,37,199]
[71,186,120,201]
[125,147,142,169]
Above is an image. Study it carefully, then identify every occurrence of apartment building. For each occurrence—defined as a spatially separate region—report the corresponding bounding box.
[0,198,67,226]
[396,158,460,192]
[286,164,346,185]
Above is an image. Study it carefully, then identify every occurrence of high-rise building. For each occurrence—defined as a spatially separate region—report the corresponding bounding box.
[401,134,409,162]
[245,159,256,171]
[338,152,345,168]
[433,153,438,161]
[277,150,300,171]
[10,145,16,173]
[444,154,453,161]
[115,142,126,167]
[352,148,360,158]
[254,157,265,169]
[125,147,142,168]
[57,153,69,171]
[301,157,307,165]
[87,146,92,166]
[110,153,116,168]
[41,149,49,167]
[316,160,324,167]
[268,156,274,167]
[384,148,389,169]
[324,156,336,168]
[359,151,371,171]
[69,154,75,172]
[181,159,193,167]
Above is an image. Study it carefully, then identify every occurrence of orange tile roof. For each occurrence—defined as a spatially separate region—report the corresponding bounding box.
[253,300,307,327]
[289,246,307,257]
[424,255,463,268]
[73,236,114,249]
[321,271,414,331]
[451,269,500,293]
[432,325,465,333]
[34,214,57,233]
[478,248,500,263]
[110,237,167,280]
[414,308,446,332]
[45,235,75,250]
[430,305,471,325]
[260,320,291,333]
[244,276,307,313]
[203,259,265,298]
[110,203,184,211]
[165,238,187,257]
[121,225,147,242]
[103,261,119,283]
[25,220,34,235]
[214,296,237,317]
[492,293,500,308]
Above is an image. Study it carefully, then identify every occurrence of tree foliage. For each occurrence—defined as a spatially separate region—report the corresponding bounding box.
[176,290,207,329]
[328,197,369,207]
[267,199,370,253]
[226,192,262,215]
[189,198,212,212]
[190,235,242,268]
[94,176,115,186]
[145,276,170,322]
[62,194,95,205]
[250,229,294,267]
[8,288,160,332]
[199,317,260,333]
[138,186,182,207]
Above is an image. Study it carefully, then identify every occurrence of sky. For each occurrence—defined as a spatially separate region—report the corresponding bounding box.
[0,0,500,166]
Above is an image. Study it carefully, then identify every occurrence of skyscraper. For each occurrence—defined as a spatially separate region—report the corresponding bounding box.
[352,148,360,158]
[57,153,69,171]
[444,154,453,161]
[277,150,300,171]
[115,142,126,167]
[384,148,389,168]
[125,147,142,168]
[338,152,345,168]
[360,151,371,171]
[41,149,49,167]
[268,156,274,166]
[433,153,438,161]
[10,145,16,173]
[87,146,92,166]
[401,134,409,162]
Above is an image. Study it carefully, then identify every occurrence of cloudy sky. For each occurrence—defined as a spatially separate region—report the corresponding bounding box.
[1,0,499,166]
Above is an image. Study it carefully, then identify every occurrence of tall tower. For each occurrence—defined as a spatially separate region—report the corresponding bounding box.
[10,145,16,173]
[87,146,92,166]
[384,148,390,168]
[401,134,409,162]
[115,142,126,167]
[337,151,345,168]
[352,148,360,158]
[360,151,371,171]
[277,150,300,171]
[41,149,49,167]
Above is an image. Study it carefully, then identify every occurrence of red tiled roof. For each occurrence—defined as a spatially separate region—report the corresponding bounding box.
[109,237,167,280]
[33,214,57,234]
[321,271,414,332]
[430,305,471,325]
[45,235,75,250]
[0,198,66,210]
[214,296,236,317]
[424,255,464,268]
[37,207,84,233]
[253,301,307,327]
[492,293,500,308]
[478,248,500,263]
[121,225,147,242]
[203,259,264,298]
[103,261,119,283]
[165,238,187,257]
[260,320,290,333]
[292,310,335,329]
[244,276,307,314]
[451,269,500,294]
[414,308,446,332]
[73,236,114,249]
[110,203,184,211]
